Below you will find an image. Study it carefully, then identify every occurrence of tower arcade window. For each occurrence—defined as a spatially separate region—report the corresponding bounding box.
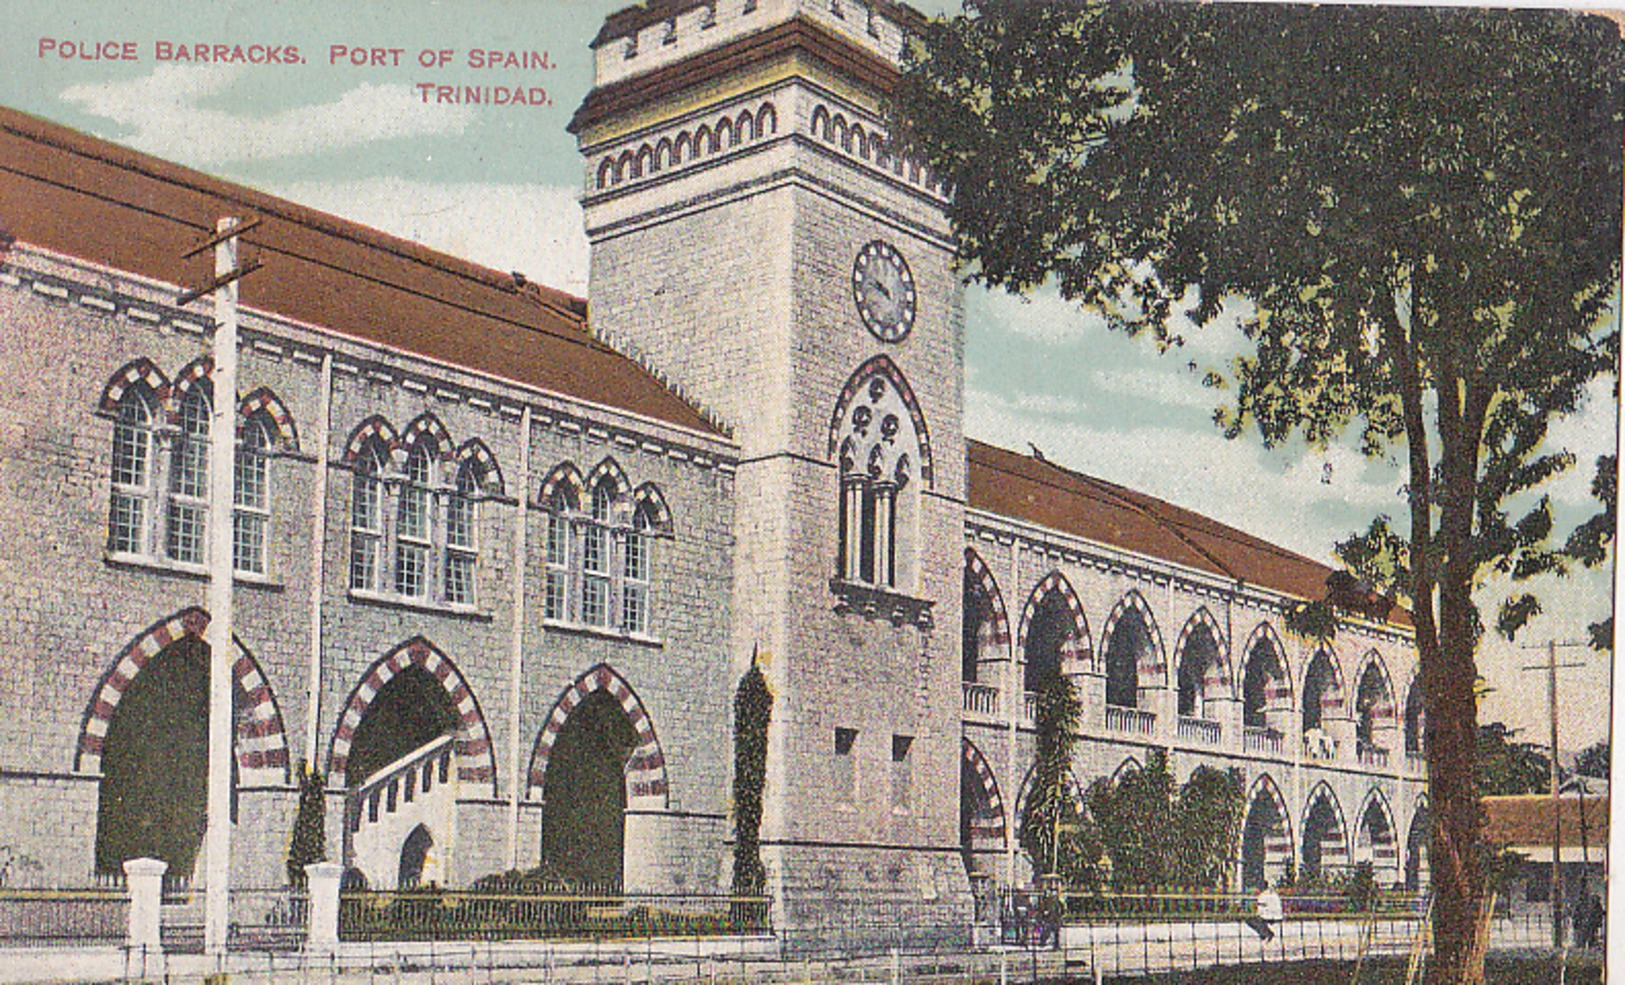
[830,360,929,593]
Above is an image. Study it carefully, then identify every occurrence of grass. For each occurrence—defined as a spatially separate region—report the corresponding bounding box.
[1076,954,1603,984]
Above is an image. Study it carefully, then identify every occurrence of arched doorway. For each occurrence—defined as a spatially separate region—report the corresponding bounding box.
[345,667,460,787]
[1240,779,1290,890]
[94,635,241,877]
[1405,801,1431,890]
[959,739,1006,874]
[541,690,640,887]
[1302,650,1341,734]
[1242,632,1285,730]
[1302,786,1347,885]
[398,824,433,889]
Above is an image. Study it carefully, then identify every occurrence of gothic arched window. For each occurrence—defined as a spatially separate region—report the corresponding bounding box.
[232,417,272,575]
[109,389,156,555]
[349,440,388,592]
[166,385,211,565]
[394,441,435,598]
[831,360,928,592]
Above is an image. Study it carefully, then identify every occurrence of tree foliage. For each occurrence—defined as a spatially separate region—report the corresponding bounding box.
[1018,676,1100,885]
[286,761,327,888]
[1574,739,1610,780]
[1084,749,1244,891]
[731,662,773,895]
[1475,722,1552,796]
[896,6,1621,980]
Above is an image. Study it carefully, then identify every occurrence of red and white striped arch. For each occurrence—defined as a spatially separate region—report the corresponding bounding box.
[527,664,668,809]
[76,607,290,785]
[328,637,497,792]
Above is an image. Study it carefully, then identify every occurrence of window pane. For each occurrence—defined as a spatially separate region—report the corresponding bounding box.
[583,524,608,573]
[582,573,608,625]
[544,570,567,620]
[111,403,150,489]
[233,511,266,574]
[166,502,206,564]
[547,514,568,565]
[353,474,380,530]
[350,535,378,590]
[109,493,145,553]
[622,583,646,634]
[446,496,474,549]
[395,542,427,597]
[625,530,646,581]
[398,484,428,542]
[445,551,474,605]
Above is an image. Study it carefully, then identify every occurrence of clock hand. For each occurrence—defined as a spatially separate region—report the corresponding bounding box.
[873,280,892,300]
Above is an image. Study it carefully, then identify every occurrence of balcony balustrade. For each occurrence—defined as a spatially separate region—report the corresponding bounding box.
[1176,716,1221,745]
[1105,704,1156,736]
[1243,725,1283,754]
[1357,742,1391,768]
[962,681,1000,718]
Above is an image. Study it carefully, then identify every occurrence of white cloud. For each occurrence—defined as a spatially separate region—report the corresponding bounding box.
[274,178,590,293]
[980,288,1106,345]
[965,384,1399,562]
[1089,366,1215,409]
[61,64,473,167]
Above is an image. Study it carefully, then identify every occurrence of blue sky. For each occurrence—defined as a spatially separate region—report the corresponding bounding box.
[2,0,1615,747]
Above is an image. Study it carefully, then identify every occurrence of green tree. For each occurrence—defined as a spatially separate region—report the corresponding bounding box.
[1085,751,1244,891]
[1475,722,1552,796]
[1018,676,1099,884]
[286,761,326,888]
[897,6,1621,979]
[1573,739,1610,780]
[731,661,773,896]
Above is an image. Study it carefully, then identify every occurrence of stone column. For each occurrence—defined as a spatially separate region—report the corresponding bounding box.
[305,861,346,951]
[123,857,167,953]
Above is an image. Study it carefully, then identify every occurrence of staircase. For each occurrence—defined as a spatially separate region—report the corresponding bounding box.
[345,734,459,889]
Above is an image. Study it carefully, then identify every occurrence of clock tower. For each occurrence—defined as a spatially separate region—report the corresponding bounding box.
[573,0,970,935]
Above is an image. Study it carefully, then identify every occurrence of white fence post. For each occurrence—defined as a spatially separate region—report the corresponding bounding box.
[123,857,167,952]
[305,861,346,950]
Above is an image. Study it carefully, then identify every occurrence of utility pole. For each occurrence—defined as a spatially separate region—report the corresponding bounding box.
[180,216,263,956]
[1519,639,1587,951]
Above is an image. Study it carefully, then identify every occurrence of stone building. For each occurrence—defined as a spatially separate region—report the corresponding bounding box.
[0,0,1425,935]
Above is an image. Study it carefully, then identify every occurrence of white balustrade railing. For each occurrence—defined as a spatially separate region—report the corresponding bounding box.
[962,682,1000,717]
[1105,704,1156,735]
[1176,716,1221,745]
[1243,726,1283,755]
[1357,743,1390,768]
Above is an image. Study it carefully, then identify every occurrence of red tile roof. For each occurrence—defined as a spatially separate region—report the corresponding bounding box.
[967,438,1411,626]
[1482,794,1610,850]
[0,106,721,437]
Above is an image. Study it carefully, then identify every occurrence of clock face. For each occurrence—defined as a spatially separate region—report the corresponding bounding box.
[852,240,916,343]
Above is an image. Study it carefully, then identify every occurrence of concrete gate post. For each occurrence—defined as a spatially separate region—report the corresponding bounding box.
[305,861,346,950]
[122,857,168,953]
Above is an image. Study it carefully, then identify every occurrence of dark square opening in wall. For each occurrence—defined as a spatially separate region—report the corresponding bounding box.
[835,727,857,755]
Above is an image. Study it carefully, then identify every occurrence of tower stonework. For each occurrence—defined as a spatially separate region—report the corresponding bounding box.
[574,0,972,935]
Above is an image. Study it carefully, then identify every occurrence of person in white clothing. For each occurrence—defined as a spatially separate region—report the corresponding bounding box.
[1246,887,1283,941]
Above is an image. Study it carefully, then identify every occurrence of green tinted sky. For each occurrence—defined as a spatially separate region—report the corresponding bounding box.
[1,0,1614,743]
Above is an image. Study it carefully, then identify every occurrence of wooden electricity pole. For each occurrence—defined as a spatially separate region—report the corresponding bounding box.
[180,216,262,956]
[1519,639,1587,951]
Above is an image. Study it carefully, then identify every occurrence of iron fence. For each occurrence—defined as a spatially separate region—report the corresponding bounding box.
[0,887,127,946]
[339,889,772,942]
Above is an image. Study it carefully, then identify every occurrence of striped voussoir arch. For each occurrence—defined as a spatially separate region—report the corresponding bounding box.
[1017,571,1090,670]
[1102,590,1167,681]
[238,387,300,451]
[528,664,668,808]
[1247,774,1295,875]
[961,738,1006,851]
[1175,607,1231,691]
[98,358,170,414]
[328,638,496,790]
[963,549,1010,647]
[1304,783,1350,868]
[76,607,290,784]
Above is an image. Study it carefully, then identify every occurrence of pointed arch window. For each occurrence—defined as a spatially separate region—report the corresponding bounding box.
[109,390,156,555]
[394,442,434,598]
[581,481,615,627]
[443,460,479,606]
[232,418,272,574]
[831,362,928,593]
[166,386,211,564]
[622,505,653,635]
[349,442,387,592]
[544,483,575,622]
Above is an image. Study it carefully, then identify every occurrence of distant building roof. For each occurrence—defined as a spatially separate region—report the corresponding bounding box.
[0,106,722,437]
[966,438,1410,626]
[1482,794,1610,852]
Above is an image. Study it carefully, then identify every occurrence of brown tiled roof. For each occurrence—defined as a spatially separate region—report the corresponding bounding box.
[1482,794,1610,849]
[0,106,721,436]
[967,438,1411,626]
